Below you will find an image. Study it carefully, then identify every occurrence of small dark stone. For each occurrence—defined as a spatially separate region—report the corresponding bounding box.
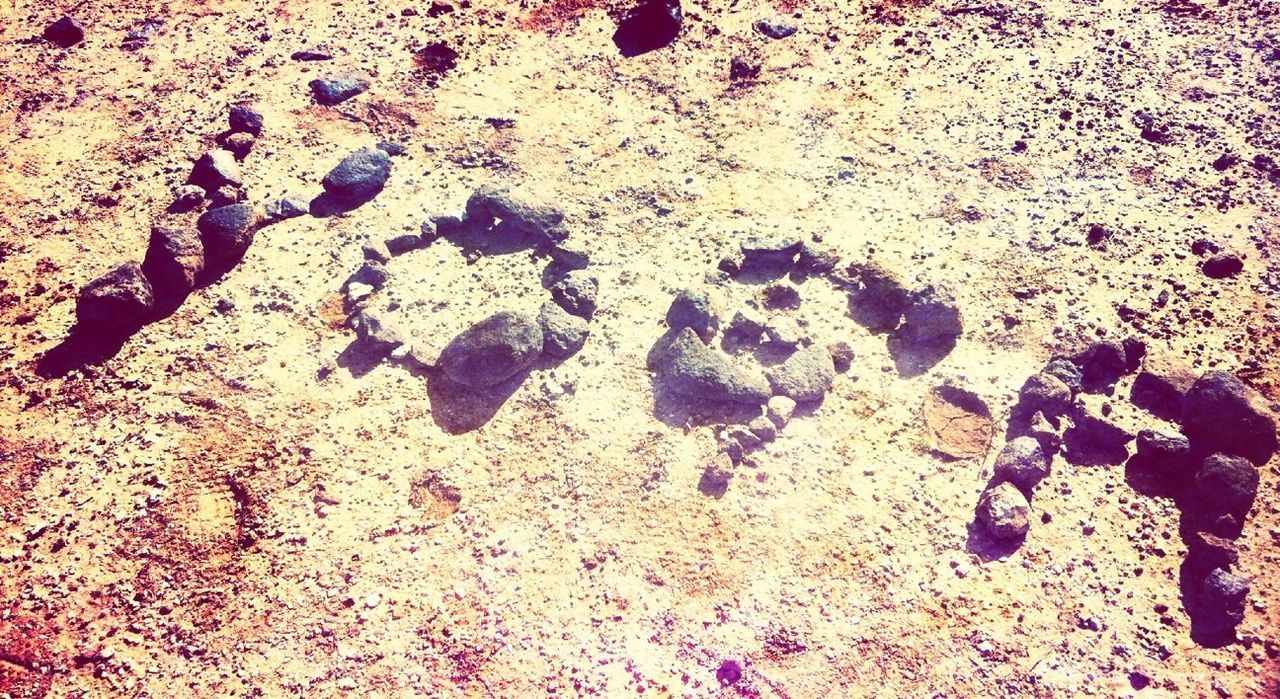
[44,17,85,48]
[413,42,459,75]
[827,342,854,373]
[291,49,333,61]
[1193,568,1248,633]
[385,233,421,255]
[754,17,797,39]
[1133,429,1194,479]
[437,311,544,389]
[894,285,962,347]
[263,195,310,223]
[740,236,802,274]
[322,147,392,199]
[796,244,839,276]
[197,203,260,264]
[538,301,589,359]
[228,105,264,136]
[729,56,761,82]
[666,288,716,342]
[993,436,1049,492]
[347,261,389,291]
[1074,340,1129,393]
[76,262,155,328]
[170,185,205,212]
[1122,337,1146,372]
[1181,371,1277,466]
[309,72,372,105]
[550,272,598,320]
[1201,253,1243,279]
[1190,238,1220,257]
[762,283,801,311]
[376,140,407,157]
[1184,531,1239,575]
[715,659,743,686]
[142,226,204,298]
[698,458,733,499]
[612,0,683,57]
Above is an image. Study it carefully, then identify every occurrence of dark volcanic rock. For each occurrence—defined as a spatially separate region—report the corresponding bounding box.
[846,264,909,333]
[1043,359,1083,394]
[1074,340,1129,393]
[538,301,589,359]
[666,287,717,342]
[142,226,204,298]
[76,262,155,328]
[1131,363,1195,422]
[766,344,834,403]
[353,311,404,354]
[464,185,568,244]
[1133,429,1194,479]
[309,72,372,105]
[896,285,962,346]
[322,147,392,199]
[437,311,544,389]
[1190,453,1259,526]
[1201,253,1243,279]
[656,328,770,405]
[188,150,242,192]
[1181,371,1277,466]
[612,0,683,57]
[550,272,598,320]
[1017,372,1073,417]
[197,203,260,264]
[228,105,264,136]
[754,17,797,39]
[45,16,85,48]
[993,436,1049,492]
[1188,568,1249,643]
[264,195,310,223]
[976,482,1030,540]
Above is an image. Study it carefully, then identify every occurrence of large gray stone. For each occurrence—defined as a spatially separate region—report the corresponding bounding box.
[322,147,391,199]
[976,482,1030,540]
[656,328,770,405]
[141,226,204,297]
[309,72,371,105]
[538,301,588,359]
[437,311,543,389]
[197,203,260,264]
[1181,371,1277,466]
[766,344,834,403]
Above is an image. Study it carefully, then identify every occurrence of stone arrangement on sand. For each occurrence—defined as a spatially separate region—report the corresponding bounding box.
[972,338,1276,645]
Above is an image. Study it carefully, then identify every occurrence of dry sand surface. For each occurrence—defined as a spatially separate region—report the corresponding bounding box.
[2,0,1280,696]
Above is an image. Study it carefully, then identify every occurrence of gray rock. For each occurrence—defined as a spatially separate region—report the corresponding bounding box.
[76,262,155,328]
[171,184,205,212]
[976,482,1030,540]
[762,282,801,310]
[437,311,544,388]
[656,328,771,405]
[385,233,421,255]
[1043,359,1083,394]
[346,261,389,291]
[1074,340,1128,393]
[309,72,371,105]
[764,315,804,348]
[766,344,834,402]
[209,185,247,208]
[142,226,204,298]
[197,203,260,264]
[550,271,598,319]
[188,149,242,191]
[538,301,589,359]
[797,244,839,276]
[354,311,404,353]
[1181,371,1277,466]
[698,457,733,498]
[726,306,766,341]
[993,436,1049,491]
[896,285,962,347]
[1018,372,1072,417]
[229,105,263,135]
[549,241,591,270]
[464,185,569,244]
[263,195,310,222]
[1133,429,1193,479]
[666,287,716,341]
[1196,568,1249,630]
[847,264,909,333]
[828,341,854,373]
[322,147,391,199]
[754,17,797,39]
[739,235,801,273]
[725,425,762,452]
[1191,453,1259,525]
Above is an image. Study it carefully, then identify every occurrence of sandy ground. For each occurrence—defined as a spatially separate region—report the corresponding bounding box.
[2,0,1279,696]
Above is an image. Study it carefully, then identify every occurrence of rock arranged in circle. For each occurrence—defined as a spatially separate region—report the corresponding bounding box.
[335,184,599,426]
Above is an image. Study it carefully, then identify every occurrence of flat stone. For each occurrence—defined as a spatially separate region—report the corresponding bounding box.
[656,328,770,405]
[309,72,371,105]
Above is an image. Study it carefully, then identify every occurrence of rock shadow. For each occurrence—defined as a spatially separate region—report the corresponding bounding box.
[886,334,956,378]
[310,189,380,218]
[964,519,1026,562]
[425,356,564,434]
